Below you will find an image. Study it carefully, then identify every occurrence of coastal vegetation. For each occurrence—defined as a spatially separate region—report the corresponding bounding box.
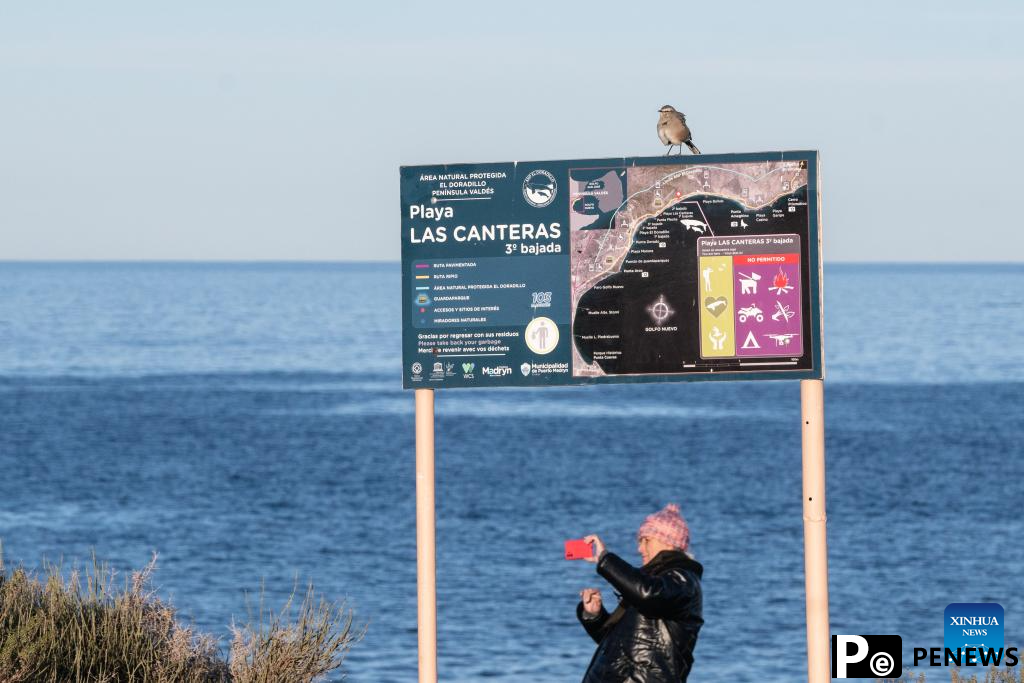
[885,667,1023,682]
[0,548,360,682]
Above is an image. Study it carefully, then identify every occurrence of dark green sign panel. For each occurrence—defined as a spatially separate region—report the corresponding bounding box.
[400,151,822,389]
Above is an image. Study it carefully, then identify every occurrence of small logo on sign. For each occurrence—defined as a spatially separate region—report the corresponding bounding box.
[525,317,559,355]
[523,169,557,208]
[531,291,552,308]
[520,362,532,376]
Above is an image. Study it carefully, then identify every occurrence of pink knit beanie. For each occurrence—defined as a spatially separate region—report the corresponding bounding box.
[637,503,690,551]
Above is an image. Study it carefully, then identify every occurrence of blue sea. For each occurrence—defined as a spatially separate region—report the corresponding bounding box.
[0,262,1022,682]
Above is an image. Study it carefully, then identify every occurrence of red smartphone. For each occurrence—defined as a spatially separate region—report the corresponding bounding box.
[565,539,594,560]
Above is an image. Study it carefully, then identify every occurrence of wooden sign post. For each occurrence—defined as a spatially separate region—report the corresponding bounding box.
[413,384,830,683]
[801,379,830,683]
[415,388,437,683]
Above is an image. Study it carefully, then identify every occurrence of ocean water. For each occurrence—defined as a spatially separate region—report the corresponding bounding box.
[0,262,1021,682]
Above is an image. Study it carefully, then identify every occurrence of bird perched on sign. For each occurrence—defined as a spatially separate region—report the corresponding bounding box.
[657,105,701,155]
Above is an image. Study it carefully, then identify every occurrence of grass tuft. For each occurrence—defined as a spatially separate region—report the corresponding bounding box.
[0,551,361,683]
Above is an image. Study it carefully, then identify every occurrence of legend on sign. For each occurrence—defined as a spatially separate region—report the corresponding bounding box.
[697,234,803,359]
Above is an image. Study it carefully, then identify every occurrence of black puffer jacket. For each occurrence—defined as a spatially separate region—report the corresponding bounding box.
[577,550,703,683]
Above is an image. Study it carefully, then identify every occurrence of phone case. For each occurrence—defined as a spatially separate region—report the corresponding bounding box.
[565,539,593,560]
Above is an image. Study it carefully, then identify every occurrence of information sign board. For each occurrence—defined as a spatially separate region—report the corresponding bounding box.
[400,151,822,388]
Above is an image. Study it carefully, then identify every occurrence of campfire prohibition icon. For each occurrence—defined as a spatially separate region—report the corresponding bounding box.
[768,267,794,295]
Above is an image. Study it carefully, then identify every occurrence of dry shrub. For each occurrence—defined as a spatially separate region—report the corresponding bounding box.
[950,665,1024,683]
[229,582,362,683]
[0,547,360,683]
[881,665,1022,682]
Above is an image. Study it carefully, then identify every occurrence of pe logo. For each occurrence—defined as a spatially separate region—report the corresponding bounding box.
[832,635,902,679]
[945,603,1003,653]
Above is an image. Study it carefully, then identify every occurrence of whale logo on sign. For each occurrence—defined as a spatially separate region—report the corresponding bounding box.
[523,169,557,207]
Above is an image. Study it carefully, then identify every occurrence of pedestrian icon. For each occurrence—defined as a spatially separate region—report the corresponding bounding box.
[702,266,713,292]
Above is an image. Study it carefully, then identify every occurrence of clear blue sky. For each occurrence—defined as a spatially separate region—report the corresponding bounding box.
[1,1,1021,261]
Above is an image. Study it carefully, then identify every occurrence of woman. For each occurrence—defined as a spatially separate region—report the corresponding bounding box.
[577,504,704,682]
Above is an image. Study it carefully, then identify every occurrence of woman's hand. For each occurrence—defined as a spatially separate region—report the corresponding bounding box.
[582,534,606,564]
[580,588,603,614]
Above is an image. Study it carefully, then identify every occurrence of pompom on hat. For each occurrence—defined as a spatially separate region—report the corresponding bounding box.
[637,503,690,552]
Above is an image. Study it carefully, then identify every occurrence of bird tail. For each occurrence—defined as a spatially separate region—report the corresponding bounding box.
[684,140,701,155]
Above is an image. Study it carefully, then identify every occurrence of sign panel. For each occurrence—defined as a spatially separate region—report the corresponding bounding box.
[401,151,822,389]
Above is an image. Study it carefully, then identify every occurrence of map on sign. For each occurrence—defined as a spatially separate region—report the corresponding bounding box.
[571,159,810,378]
[400,151,821,389]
